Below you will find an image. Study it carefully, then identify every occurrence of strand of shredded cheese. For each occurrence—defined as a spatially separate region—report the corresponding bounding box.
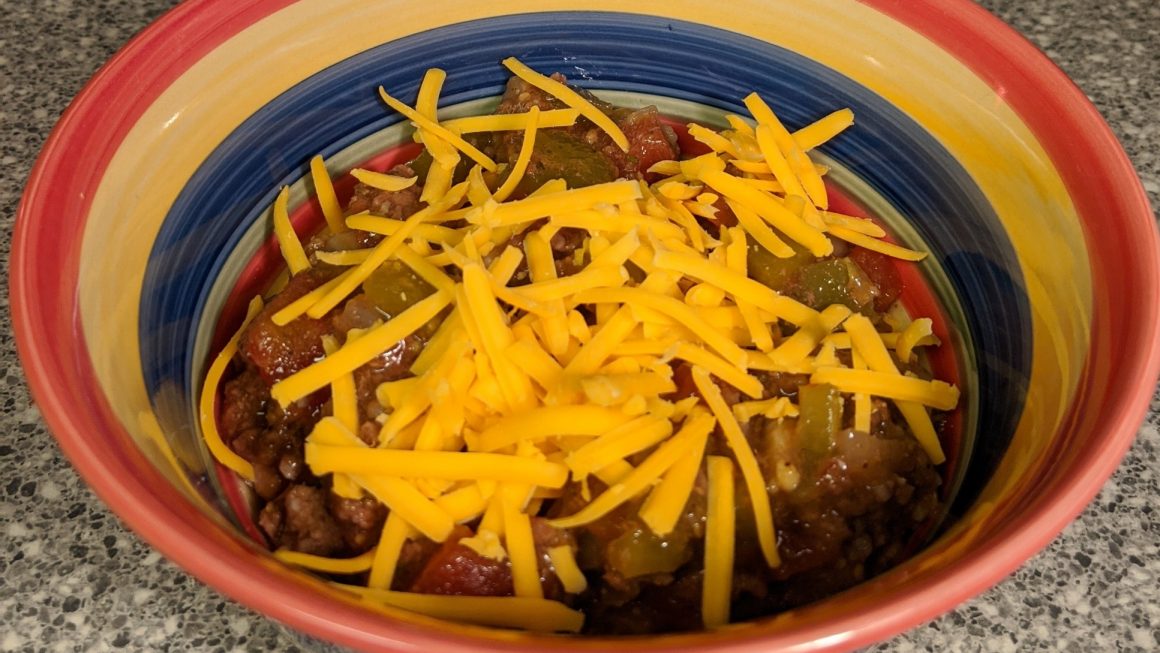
[345,215,462,244]
[321,336,363,499]
[482,181,642,227]
[367,513,412,589]
[199,296,264,481]
[827,225,927,261]
[792,108,855,151]
[351,168,419,192]
[274,547,376,574]
[305,446,570,488]
[702,455,736,628]
[477,405,635,452]
[501,487,543,599]
[443,108,580,134]
[310,155,345,233]
[809,367,960,410]
[272,186,309,274]
[546,545,588,594]
[339,585,584,633]
[840,314,947,462]
[548,412,709,529]
[565,415,672,478]
[492,106,540,202]
[414,68,461,170]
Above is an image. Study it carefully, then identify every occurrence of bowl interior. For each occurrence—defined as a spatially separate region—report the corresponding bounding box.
[139,8,1064,638]
[153,10,1038,518]
[15,1,1158,651]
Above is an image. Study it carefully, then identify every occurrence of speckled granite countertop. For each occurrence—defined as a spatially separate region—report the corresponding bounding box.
[1,1,1157,651]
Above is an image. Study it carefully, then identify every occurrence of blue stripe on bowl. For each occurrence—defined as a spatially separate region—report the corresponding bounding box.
[139,11,1030,509]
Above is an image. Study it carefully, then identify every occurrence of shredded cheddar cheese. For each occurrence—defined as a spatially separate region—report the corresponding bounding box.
[378,87,497,171]
[481,181,642,227]
[272,186,309,274]
[199,296,264,481]
[792,107,855,151]
[502,488,543,599]
[306,184,467,319]
[638,411,714,535]
[492,106,540,202]
[547,546,588,594]
[828,225,927,261]
[367,513,412,589]
[548,411,710,529]
[443,108,580,134]
[809,367,960,410]
[840,314,948,463]
[692,367,780,568]
[340,585,584,633]
[201,61,961,635]
[565,415,672,478]
[350,168,419,192]
[478,405,636,452]
[702,455,736,628]
[274,547,376,575]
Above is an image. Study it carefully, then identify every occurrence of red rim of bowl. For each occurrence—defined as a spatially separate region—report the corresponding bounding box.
[10,0,1160,651]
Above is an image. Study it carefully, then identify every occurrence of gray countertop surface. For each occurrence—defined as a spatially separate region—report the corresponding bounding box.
[1,0,1157,651]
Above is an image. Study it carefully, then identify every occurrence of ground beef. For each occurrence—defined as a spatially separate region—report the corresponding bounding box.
[228,255,430,543]
[352,333,423,430]
[568,414,939,633]
[256,483,387,557]
[258,485,345,555]
[551,227,589,277]
[582,572,703,636]
[219,367,267,447]
[328,492,389,553]
[303,164,422,260]
[345,164,424,218]
[755,371,813,400]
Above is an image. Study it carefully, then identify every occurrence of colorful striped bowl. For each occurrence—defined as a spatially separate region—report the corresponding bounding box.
[12,1,1159,651]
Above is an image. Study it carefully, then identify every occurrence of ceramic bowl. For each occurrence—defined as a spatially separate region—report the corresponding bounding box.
[12,0,1160,651]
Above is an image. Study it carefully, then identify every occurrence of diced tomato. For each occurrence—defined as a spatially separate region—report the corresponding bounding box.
[239,267,342,383]
[621,106,680,179]
[848,246,904,312]
[409,530,514,596]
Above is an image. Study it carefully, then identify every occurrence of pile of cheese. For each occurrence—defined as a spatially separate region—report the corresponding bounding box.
[201,58,958,633]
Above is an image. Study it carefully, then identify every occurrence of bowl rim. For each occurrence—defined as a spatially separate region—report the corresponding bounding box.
[10,0,1160,651]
